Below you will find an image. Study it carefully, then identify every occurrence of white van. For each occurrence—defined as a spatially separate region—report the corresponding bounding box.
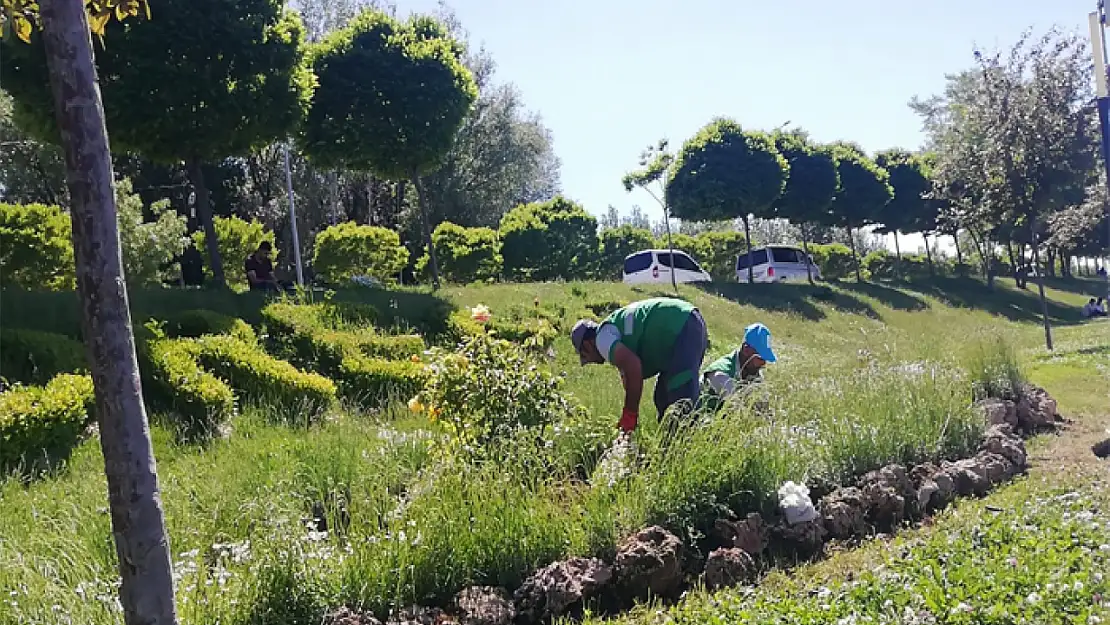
[622,249,712,285]
[735,245,820,283]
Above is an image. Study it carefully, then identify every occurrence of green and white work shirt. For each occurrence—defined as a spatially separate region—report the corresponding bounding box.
[595,297,697,379]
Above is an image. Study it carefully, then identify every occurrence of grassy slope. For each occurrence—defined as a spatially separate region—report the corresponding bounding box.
[0,276,1106,624]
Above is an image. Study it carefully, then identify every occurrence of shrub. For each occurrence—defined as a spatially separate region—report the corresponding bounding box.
[116,178,189,287]
[598,225,656,280]
[162,309,257,344]
[358,334,426,360]
[0,202,75,290]
[499,196,599,281]
[192,216,276,285]
[417,222,502,284]
[862,249,897,281]
[140,338,236,436]
[964,336,1025,401]
[695,230,748,281]
[193,335,336,421]
[0,328,87,385]
[312,222,409,286]
[809,243,855,281]
[412,333,586,452]
[337,356,426,406]
[0,373,95,471]
[445,310,558,352]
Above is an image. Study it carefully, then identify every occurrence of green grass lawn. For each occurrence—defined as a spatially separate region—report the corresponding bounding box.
[0,276,1106,624]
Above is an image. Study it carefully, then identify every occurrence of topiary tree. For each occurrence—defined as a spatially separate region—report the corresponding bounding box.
[301,10,477,290]
[666,118,788,283]
[874,149,931,278]
[499,196,598,281]
[192,216,275,288]
[598,225,656,280]
[1,0,315,288]
[312,221,409,285]
[416,221,501,284]
[771,132,840,284]
[827,142,894,281]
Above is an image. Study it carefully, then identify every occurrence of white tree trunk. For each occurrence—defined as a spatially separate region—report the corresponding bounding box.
[39,1,179,623]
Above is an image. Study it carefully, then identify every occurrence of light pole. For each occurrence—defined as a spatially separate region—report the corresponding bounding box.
[282,142,305,287]
[1090,4,1110,297]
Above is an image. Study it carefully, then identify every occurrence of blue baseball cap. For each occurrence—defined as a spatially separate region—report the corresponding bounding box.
[743,323,777,363]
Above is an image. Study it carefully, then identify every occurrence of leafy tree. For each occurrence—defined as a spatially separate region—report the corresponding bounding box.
[1,0,315,288]
[416,221,501,283]
[115,178,188,287]
[0,0,149,43]
[0,90,67,205]
[827,142,893,281]
[622,139,679,291]
[666,118,788,283]
[0,201,74,289]
[499,196,598,281]
[598,224,656,279]
[301,9,477,289]
[312,221,409,284]
[771,132,839,283]
[192,217,275,288]
[874,149,931,277]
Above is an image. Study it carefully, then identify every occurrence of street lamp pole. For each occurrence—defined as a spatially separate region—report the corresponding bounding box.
[1090,5,1110,297]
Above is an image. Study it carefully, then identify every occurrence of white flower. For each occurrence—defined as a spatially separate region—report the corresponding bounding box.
[1025,591,1042,605]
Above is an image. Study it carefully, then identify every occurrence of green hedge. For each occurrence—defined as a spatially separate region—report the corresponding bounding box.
[140,338,236,436]
[445,310,557,351]
[0,373,95,470]
[193,335,336,420]
[0,328,87,385]
[338,357,426,405]
[161,309,257,344]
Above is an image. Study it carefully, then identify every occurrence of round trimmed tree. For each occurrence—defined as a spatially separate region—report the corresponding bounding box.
[828,142,894,281]
[666,118,788,283]
[874,148,931,275]
[300,10,477,289]
[1,0,314,288]
[772,132,840,284]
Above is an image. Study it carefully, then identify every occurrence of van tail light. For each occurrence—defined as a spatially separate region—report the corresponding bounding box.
[767,266,775,277]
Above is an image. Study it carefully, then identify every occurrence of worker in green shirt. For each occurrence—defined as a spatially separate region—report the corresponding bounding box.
[570,297,708,433]
[702,322,777,401]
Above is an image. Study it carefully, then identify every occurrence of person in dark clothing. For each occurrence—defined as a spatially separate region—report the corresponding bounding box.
[245,241,293,293]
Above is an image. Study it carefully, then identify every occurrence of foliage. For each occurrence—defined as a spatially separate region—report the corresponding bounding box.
[115,178,188,287]
[192,216,276,285]
[0,202,73,290]
[312,222,409,286]
[446,310,558,352]
[499,196,599,281]
[666,118,788,223]
[597,225,657,280]
[695,230,748,281]
[416,222,502,284]
[0,91,65,206]
[1047,182,1110,257]
[0,0,149,44]
[193,335,336,422]
[808,243,856,281]
[161,309,257,345]
[873,149,932,236]
[827,142,893,230]
[964,335,1025,401]
[139,338,236,437]
[771,132,840,226]
[0,328,86,385]
[0,373,94,472]
[412,332,586,452]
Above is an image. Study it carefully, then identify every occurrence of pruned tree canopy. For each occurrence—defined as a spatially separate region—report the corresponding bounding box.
[771,131,839,226]
[827,142,893,229]
[874,148,931,235]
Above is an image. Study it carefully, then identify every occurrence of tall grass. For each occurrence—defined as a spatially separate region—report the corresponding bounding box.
[964,335,1026,400]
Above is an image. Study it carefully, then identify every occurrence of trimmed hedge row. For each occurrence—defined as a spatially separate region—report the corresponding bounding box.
[445,311,558,351]
[0,328,87,385]
[0,373,95,470]
[140,338,236,436]
[161,309,257,344]
[193,335,336,421]
[261,302,426,405]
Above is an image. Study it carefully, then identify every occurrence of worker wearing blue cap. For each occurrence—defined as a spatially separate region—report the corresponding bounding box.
[702,323,777,400]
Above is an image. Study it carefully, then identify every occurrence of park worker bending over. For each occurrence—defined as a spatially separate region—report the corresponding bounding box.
[570,297,708,433]
[702,322,777,401]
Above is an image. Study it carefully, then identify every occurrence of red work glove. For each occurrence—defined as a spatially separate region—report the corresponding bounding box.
[617,408,638,433]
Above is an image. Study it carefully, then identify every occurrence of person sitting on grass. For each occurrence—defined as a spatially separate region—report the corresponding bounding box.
[701,322,778,402]
[245,241,292,294]
[570,297,708,434]
[1085,297,1108,318]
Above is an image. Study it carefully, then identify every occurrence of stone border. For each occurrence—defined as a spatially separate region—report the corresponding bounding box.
[322,384,1063,625]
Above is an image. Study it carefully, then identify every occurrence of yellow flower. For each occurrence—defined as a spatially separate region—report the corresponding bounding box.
[407,397,425,413]
[410,354,421,363]
[470,304,492,324]
[428,405,441,421]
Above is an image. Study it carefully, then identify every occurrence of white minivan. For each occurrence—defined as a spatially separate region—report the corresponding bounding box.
[735,245,820,283]
[622,249,712,285]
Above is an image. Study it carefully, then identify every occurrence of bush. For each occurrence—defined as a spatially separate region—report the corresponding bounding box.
[0,202,75,290]
[597,225,656,280]
[161,309,257,344]
[140,338,236,437]
[193,335,336,421]
[116,178,189,287]
[312,222,409,286]
[337,356,426,406]
[193,216,276,285]
[696,230,748,281]
[0,328,87,385]
[809,243,855,281]
[965,336,1025,401]
[862,249,897,281]
[446,309,558,352]
[0,373,95,471]
[412,333,586,452]
[499,196,599,281]
[417,222,502,284]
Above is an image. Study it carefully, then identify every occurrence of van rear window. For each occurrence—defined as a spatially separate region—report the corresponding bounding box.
[624,252,653,274]
[736,249,768,270]
[771,247,801,263]
[658,252,701,272]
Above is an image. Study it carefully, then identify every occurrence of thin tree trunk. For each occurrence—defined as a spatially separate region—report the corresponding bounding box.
[662,205,677,294]
[185,158,224,288]
[892,231,902,280]
[953,233,963,269]
[1030,219,1053,351]
[802,223,814,285]
[742,215,755,284]
[847,224,862,282]
[330,170,340,225]
[40,1,178,623]
[923,234,935,277]
[412,172,440,290]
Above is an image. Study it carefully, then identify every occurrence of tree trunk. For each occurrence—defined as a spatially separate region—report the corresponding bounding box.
[330,170,340,225]
[662,205,677,294]
[923,234,935,277]
[892,231,902,280]
[39,1,178,623]
[802,224,814,285]
[846,224,862,281]
[1006,241,1017,270]
[953,233,964,272]
[742,215,754,284]
[1046,248,1057,278]
[1029,219,1053,351]
[412,172,440,290]
[185,158,224,288]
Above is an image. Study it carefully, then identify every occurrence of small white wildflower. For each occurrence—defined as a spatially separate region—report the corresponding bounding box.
[1075,581,1085,592]
[1026,592,1042,605]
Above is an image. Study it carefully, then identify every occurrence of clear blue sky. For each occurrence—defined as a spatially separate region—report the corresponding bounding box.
[399,0,1096,250]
